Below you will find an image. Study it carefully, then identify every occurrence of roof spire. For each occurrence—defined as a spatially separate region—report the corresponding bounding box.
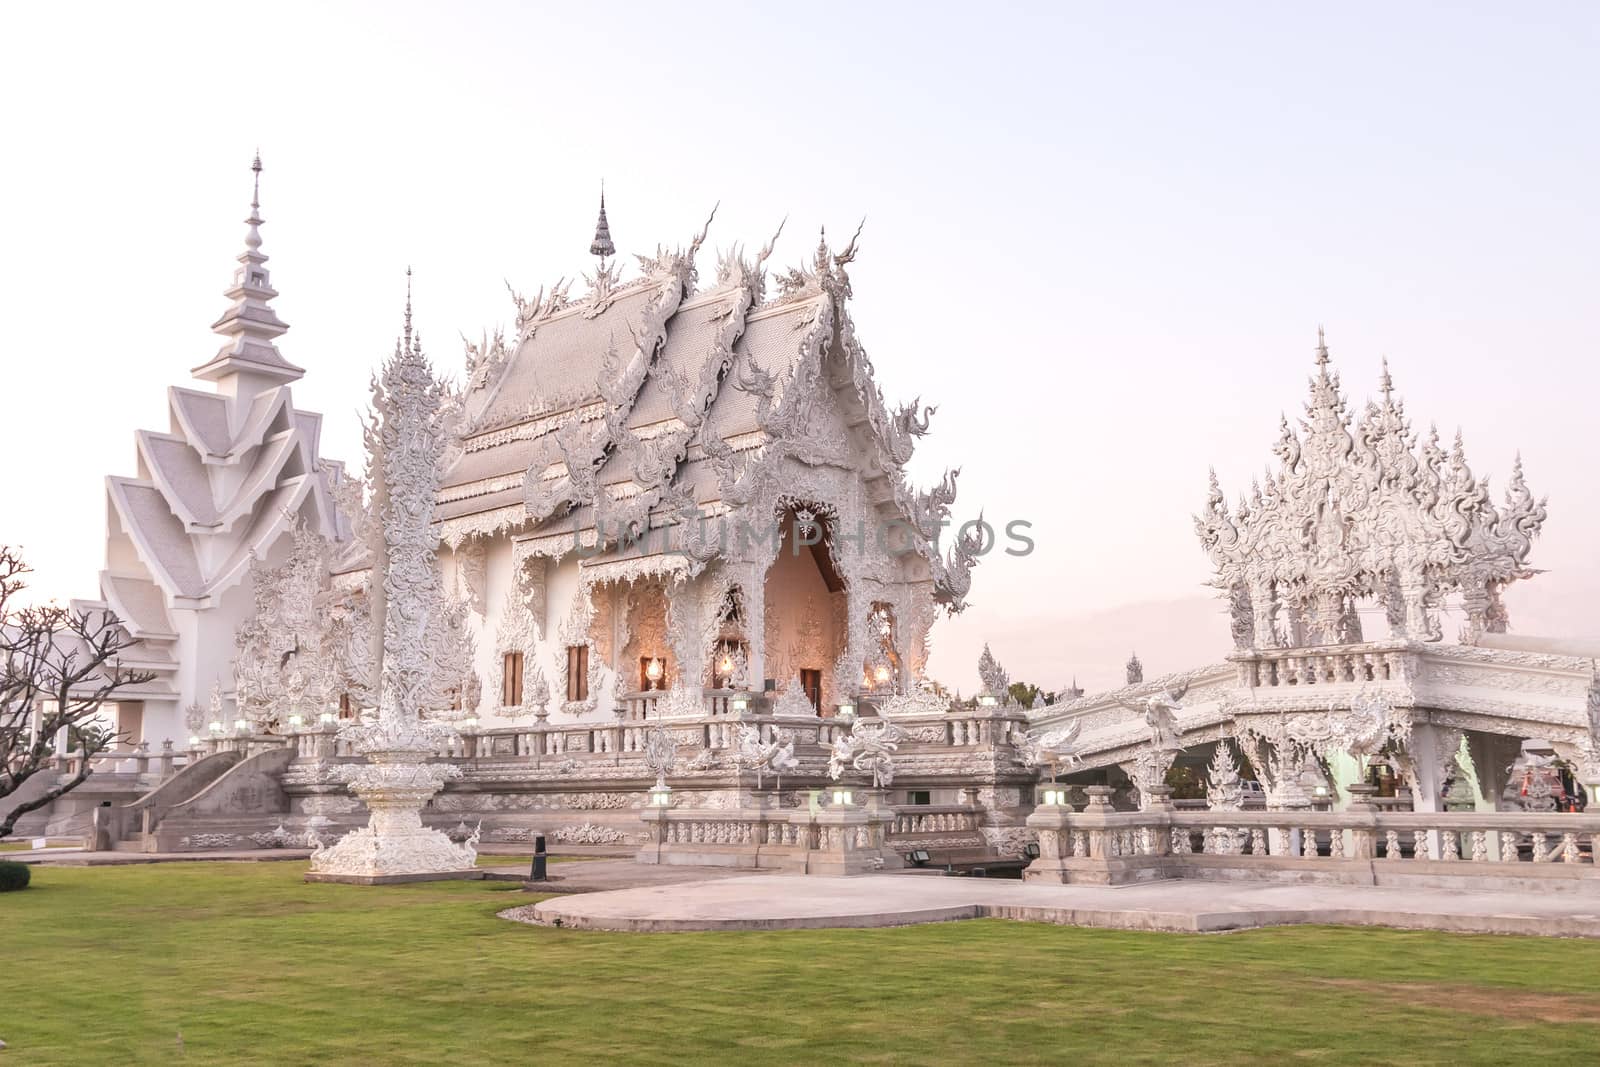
[589,182,615,263]
[403,266,414,352]
[1315,325,1330,370]
[1379,355,1394,401]
[192,153,302,388]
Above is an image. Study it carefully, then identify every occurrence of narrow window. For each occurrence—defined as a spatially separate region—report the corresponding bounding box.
[503,651,523,706]
[567,645,589,702]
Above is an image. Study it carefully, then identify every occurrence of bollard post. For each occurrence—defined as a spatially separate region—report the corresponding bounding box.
[529,834,548,881]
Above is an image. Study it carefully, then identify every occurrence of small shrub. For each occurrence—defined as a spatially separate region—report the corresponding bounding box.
[0,860,31,891]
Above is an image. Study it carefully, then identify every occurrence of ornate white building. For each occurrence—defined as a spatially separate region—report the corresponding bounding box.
[92,158,350,745]
[425,209,981,731]
[20,166,1600,887]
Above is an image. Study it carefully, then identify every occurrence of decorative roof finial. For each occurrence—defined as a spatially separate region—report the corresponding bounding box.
[1315,325,1330,370]
[192,152,301,387]
[1379,356,1394,401]
[1125,651,1144,686]
[589,182,615,263]
[403,266,414,351]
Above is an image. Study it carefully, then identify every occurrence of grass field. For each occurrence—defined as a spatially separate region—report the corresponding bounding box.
[3,862,1600,1065]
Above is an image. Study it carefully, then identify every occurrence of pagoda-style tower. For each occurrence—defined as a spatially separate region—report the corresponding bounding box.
[95,156,350,746]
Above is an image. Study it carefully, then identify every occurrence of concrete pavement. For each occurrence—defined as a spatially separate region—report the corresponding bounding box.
[509,873,1600,937]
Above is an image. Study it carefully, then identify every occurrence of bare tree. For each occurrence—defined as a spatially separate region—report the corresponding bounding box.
[1,546,157,838]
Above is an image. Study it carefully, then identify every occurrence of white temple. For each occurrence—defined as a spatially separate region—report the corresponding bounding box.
[13,161,1600,891]
[92,156,350,747]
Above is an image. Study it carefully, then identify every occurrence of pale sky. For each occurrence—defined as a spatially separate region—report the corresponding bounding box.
[2,2,1596,694]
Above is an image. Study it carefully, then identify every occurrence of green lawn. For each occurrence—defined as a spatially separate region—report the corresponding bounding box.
[3,862,1599,1065]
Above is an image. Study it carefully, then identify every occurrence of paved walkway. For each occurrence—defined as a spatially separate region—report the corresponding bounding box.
[517,858,775,894]
[510,874,1600,937]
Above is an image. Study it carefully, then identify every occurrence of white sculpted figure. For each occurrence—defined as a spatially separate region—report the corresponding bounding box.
[827,732,855,781]
[828,719,902,789]
[1343,690,1394,776]
[733,725,799,790]
[642,722,678,790]
[1128,681,1188,753]
[1038,718,1084,766]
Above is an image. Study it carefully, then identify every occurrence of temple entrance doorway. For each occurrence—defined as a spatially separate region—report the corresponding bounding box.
[762,507,845,715]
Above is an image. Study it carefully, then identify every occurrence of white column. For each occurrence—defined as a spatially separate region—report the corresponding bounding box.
[1409,722,1445,858]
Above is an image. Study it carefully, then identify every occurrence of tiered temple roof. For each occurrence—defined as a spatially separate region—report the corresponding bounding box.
[438,220,981,610]
[99,158,349,690]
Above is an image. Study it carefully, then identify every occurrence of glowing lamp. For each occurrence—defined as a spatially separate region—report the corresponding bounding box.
[648,784,673,807]
[188,735,201,747]
[874,665,890,684]
[731,695,750,713]
[233,719,249,734]
[319,712,336,725]
[207,721,223,735]
[831,788,854,807]
[646,658,664,687]
[1041,787,1067,807]
[287,714,304,729]
[836,702,856,721]
[978,695,999,707]
[464,715,479,730]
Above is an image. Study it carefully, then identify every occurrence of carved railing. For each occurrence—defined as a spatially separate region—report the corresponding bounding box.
[887,804,979,836]
[274,703,1032,783]
[638,802,897,867]
[1027,791,1600,887]
[1231,643,1414,689]
[55,741,196,781]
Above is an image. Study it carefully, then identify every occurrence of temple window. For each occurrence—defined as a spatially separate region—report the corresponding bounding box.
[338,693,352,720]
[639,655,665,691]
[567,645,590,701]
[502,652,523,706]
[711,639,745,688]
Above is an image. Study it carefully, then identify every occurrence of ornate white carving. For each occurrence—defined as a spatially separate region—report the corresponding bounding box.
[310,326,477,878]
[881,681,950,718]
[732,725,799,790]
[827,718,902,788]
[1205,740,1244,811]
[643,720,678,790]
[977,643,1010,700]
[553,823,630,845]
[1197,334,1547,648]
[772,674,816,718]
